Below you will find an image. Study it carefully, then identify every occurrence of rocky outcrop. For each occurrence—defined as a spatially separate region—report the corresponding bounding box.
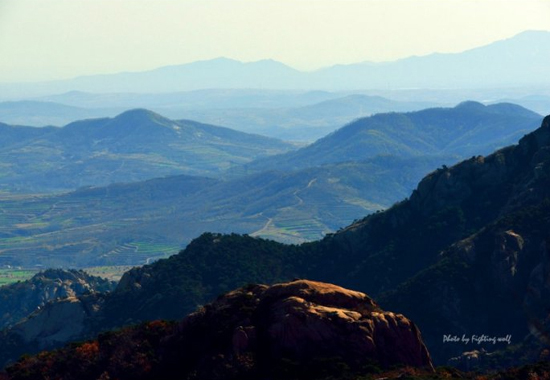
[258,280,432,369]
[0,270,114,368]
[448,349,492,371]
[10,294,104,348]
[452,229,525,288]
[4,280,433,380]
[411,115,550,217]
[13,298,84,347]
[169,279,434,376]
[0,269,115,330]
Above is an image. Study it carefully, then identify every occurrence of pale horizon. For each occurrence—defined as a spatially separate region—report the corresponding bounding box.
[1,0,549,83]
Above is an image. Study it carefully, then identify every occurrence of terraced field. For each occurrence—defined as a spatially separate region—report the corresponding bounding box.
[0,157,444,268]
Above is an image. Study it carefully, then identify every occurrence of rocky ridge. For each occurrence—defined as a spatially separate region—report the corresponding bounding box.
[0,269,115,329]
[4,280,433,380]
[378,116,550,363]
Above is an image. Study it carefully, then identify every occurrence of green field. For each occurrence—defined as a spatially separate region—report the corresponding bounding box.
[0,266,137,287]
[0,269,38,287]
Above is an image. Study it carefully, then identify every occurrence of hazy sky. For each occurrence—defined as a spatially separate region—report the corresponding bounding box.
[1,0,549,83]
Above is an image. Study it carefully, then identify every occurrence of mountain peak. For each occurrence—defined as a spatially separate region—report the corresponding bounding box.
[113,108,163,121]
[109,108,177,129]
[90,108,185,142]
[454,100,486,110]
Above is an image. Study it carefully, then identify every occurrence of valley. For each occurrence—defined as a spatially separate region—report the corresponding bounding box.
[0,15,549,379]
[0,156,443,267]
[0,102,541,268]
[0,114,549,376]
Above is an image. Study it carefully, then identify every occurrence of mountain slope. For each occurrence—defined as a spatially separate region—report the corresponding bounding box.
[310,30,550,90]
[0,123,56,150]
[0,109,295,192]
[497,94,550,116]
[0,155,444,267]
[242,102,542,173]
[1,115,550,367]
[99,114,550,365]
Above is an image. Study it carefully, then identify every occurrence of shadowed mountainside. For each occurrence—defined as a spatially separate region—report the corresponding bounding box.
[96,114,550,366]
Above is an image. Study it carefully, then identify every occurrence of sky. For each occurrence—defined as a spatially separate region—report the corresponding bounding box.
[0,0,549,83]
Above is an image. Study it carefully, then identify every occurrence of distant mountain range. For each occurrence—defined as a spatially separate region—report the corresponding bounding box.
[242,101,543,173]
[0,109,294,192]
[495,94,550,116]
[0,102,541,268]
[2,101,537,194]
[0,94,441,141]
[0,101,113,127]
[1,92,546,144]
[1,31,549,98]
[179,94,439,141]
[1,114,549,372]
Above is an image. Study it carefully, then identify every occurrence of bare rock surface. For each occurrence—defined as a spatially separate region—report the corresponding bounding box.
[0,269,114,330]
[4,280,434,380]
[174,279,434,374]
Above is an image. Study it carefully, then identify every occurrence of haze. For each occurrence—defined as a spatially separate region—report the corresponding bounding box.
[1,0,549,83]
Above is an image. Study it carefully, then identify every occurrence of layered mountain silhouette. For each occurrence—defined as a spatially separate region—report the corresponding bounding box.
[1,113,549,371]
[1,31,549,97]
[0,94,439,141]
[179,94,439,141]
[0,95,443,142]
[0,109,294,192]
[241,101,542,172]
[0,101,115,127]
[0,102,540,267]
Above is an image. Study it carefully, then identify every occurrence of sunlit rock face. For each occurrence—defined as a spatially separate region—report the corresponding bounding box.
[4,280,434,380]
[170,279,434,375]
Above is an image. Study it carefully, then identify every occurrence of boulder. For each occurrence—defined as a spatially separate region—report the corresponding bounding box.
[168,279,434,377]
